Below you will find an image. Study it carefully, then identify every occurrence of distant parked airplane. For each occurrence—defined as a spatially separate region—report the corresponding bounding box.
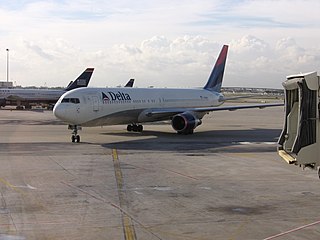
[53,45,283,142]
[125,79,134,87]
[0,68,94,109]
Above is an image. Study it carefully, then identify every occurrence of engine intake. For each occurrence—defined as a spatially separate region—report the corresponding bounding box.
[171,112,202,134]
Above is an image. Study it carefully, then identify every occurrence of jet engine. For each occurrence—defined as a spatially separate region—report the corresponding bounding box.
[171,112,202,134]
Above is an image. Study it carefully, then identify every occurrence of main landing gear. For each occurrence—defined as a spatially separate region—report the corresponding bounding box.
[127,124,143,132]
[68,125,82,143]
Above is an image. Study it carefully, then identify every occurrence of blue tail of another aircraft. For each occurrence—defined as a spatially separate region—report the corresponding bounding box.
[125,79,135,87]
[65,68,94,91]
[203,45,228,92]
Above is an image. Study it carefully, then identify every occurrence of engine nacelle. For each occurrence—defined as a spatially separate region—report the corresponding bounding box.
[171,112,202,134]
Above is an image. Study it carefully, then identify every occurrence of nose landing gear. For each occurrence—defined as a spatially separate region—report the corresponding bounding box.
[68,125,82,143]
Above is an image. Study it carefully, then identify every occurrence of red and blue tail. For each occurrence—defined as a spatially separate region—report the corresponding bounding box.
[203,45,228,92]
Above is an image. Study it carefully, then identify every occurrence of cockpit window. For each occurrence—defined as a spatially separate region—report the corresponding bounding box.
[61,98,80,104]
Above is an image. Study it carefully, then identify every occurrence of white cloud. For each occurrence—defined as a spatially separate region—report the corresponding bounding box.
[3,34,320,89]
[0,0,319,89]
[230,35,269,54]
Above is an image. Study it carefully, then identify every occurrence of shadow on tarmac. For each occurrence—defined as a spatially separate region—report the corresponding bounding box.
[100,128,282,153]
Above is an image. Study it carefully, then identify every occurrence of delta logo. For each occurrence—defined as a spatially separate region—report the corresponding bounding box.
[102,92,110,103]
[102,91,132,103]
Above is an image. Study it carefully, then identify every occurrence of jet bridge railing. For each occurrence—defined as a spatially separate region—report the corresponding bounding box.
[278,71,320,178]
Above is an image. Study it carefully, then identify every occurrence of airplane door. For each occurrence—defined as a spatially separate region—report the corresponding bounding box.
[92,96,99,111]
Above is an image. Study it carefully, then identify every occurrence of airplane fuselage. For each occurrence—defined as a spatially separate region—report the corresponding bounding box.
[0,88,65,108]
[54,87,224,127]
[0,68,94,108]
[0,88,65,101]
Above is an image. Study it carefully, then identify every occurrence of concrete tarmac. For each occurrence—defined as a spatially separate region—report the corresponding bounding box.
[0,106,319,240]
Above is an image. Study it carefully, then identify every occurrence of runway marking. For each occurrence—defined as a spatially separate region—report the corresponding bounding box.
[112,149,137,240]
[120,162,198,181]
[153,186,172,191]
[0,177,25,195]
[12,184,37,190]
[0,178,42,233]
[263,220,320,240]
[134,191,143,195]
[160,167,199,180]
[61,181,163,240]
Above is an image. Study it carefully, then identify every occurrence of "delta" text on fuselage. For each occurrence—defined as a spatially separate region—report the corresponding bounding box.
[108,91,131,101]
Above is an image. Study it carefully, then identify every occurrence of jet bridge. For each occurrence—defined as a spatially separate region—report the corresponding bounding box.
[278,72,320,178]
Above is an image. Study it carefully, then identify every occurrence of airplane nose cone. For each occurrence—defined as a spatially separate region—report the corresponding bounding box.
[53,104,65,121]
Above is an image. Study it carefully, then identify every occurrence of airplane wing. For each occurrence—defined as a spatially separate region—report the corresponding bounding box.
[221,95,257,101]
[193,102,284,112]
[144,103,283,117]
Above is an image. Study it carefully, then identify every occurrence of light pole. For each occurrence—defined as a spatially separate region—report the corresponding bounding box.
[6,49,9,82]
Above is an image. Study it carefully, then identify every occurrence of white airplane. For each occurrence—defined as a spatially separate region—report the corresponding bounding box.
[53,45,283,142]
[0,68,94,109]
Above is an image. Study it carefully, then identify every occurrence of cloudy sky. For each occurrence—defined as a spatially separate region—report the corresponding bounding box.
[0,0,320,88]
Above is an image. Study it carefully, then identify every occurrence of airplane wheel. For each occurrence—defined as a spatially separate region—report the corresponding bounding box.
[127,124,142,132]
[72,135,80,143]
[132,125,138,132]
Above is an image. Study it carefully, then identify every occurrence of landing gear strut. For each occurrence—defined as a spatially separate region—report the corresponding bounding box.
[68,125,82,143]
[127,124,143,132]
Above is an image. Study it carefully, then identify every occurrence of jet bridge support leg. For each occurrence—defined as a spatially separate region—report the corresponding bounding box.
[278,71,320,179]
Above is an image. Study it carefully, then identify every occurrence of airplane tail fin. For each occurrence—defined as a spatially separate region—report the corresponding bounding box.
[65,68,94,91]
[65,81,74,90]
[125,79,135,87]
[203,45,228,92]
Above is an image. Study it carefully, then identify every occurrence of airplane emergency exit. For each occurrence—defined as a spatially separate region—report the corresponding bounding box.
[278,71,320,179]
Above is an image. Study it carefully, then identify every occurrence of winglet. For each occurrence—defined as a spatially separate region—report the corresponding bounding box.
[203,45,228,92]
[65,68,94,91]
